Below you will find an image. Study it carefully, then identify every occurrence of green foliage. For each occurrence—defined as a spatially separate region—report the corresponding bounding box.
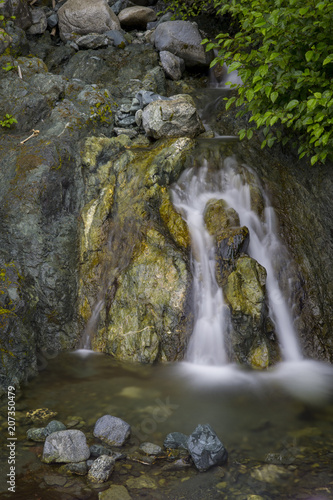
[0,114,17,128]
[204,0,333,164]
[159,0,213,20]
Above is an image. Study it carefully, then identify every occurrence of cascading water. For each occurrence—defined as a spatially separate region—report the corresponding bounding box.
[172,155,302,366]
[172,164,229,365]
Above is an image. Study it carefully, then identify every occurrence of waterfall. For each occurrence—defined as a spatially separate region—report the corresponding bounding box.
[172,155,302,365]
[172,163,229,365]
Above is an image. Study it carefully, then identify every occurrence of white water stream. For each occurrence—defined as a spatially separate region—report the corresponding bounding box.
[172,157,302,366]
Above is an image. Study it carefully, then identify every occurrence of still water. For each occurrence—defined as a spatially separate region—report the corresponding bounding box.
[0,352,332,499]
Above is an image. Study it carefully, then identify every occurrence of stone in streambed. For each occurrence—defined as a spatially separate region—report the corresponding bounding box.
[93,415,131,446]
[164,431,189,450]
[139,442,162,456]
[42,430,90,463]
[59,461,88,475]
[88,454,115,483]
[187,424,228,472]
[99,484,132,500]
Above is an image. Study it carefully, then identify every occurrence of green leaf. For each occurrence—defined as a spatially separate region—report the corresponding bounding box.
[239,129,246,140]
[228,61,242,72]
[285,99,299,111]
[246,89,255,101]
[307,99,317,111]
[323,54,333,65]
[299,7,309,15]
[205,43,215,52]
[271,91,278,103]
[305,51,314,62]
[247,129,253,139]
[226,96,236,110]
[311,155,318,165]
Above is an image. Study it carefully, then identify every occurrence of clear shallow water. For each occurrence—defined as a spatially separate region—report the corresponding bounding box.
[0,353,332,499]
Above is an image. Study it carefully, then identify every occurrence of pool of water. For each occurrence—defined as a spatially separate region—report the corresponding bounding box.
[0,353,332,499]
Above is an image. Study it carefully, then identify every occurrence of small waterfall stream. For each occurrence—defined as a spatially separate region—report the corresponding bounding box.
[172,156,302,366]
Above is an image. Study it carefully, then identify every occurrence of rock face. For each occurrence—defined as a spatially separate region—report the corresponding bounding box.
[42,430,90,463]
[79,136,194,363]
[142,94,204,139]
[154,21,212,68]
[93,415,131,446]
[58,0,120,42]
[118,6,156,30]
[187,424,228,472]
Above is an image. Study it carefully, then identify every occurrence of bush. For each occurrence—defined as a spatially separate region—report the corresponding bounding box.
[203,0,333,164]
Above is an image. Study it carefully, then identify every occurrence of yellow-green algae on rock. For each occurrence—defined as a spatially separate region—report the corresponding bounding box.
[78,135,195,363]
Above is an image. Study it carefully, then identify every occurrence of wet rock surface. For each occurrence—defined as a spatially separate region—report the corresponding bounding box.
[187,424,228,472]
[42,429,90,463]
[93,415,131,446]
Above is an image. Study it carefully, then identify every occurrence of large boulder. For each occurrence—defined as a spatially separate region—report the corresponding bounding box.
[42,430,90,463]
[187,424,228,472]
[118,6,156,30]
[58,0,120,42]
[142,94,204,139]
[154,21,212,68]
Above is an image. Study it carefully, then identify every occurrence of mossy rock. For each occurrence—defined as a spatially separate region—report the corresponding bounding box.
[159,189,190,249]
[204,198,240,236]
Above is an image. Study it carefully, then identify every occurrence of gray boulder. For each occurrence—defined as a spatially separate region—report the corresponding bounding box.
[154,21,212,68]
[42,430,90,464]
[142,94,204,139]
[87,455,115,483]
[93,415,131,446]
[26,8,47,35]
[160,50,185,81]
[187,424,228,472]
[58,0,120,42]
[118,6,156,30]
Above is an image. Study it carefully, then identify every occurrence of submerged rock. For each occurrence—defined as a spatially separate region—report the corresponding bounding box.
[187,424,228,472]
[139,442,162,456]
[93,415,131,446]
[99,485,132,500]
[164,432,189,450]
[42,430,90,463]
